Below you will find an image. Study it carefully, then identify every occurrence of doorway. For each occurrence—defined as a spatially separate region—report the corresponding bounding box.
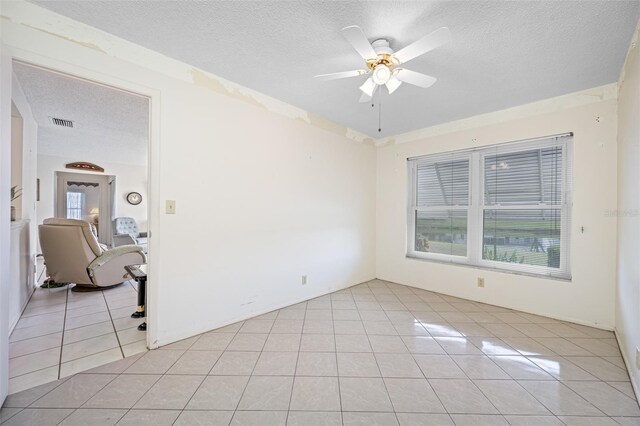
[4,61,152,395]
[55,172,115,245]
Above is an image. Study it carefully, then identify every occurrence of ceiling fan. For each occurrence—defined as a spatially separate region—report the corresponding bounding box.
[315,25,451,102]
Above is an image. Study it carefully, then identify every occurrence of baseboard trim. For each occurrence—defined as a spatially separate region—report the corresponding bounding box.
[8,284,37,336]
[153,276,376,348]
[377,276,614,331]
[614,329,640,406]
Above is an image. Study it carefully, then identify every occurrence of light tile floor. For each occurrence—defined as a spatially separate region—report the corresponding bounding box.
[2,279,638,425]
[8,281,148,395]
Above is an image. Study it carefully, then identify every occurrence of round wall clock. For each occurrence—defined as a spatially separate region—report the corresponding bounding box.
[126,192,142,205]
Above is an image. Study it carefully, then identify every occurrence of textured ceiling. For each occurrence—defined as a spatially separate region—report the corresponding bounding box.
[13,63,149,166]
[30,0,640,138]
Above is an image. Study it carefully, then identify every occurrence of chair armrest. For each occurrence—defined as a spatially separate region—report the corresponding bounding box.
[88,245,146,273]
[138,231,148,238]
[87,245,146,287]
[113,233,136,247]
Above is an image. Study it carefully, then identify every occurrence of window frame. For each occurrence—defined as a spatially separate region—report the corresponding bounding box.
[407,134,573,280]
[407,152,472,263]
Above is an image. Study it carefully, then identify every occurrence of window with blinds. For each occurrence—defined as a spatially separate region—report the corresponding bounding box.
[407,134,572,279]
[412,154,470,257]
[66,192,85,220]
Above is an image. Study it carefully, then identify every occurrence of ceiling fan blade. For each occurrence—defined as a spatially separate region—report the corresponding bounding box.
[359,85,378,103]
[314,70,368,81]
[393,27,451,64]
[342,25,378,60]
[396,69,437,88]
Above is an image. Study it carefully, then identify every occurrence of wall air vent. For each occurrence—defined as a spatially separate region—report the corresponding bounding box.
[49,117,74,128]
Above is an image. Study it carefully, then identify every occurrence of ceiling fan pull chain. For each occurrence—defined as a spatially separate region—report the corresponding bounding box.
[378,100,382,133]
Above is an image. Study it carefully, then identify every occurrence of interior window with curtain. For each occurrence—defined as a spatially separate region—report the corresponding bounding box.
[407,134,572,279]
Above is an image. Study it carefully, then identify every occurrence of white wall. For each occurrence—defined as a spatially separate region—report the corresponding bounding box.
[377,86,618,329]
[12,73,37,247]
[0,1,377,356]
[10,113,22,219]
[0,0,12,404]
[616,22,640,396]
[156,81,376,344]
[37,154,148,232]
[7,73,38,335]
[9,221,32,332]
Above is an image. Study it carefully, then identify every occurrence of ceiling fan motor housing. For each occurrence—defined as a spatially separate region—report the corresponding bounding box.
[372,39,394,55]
[367,39,399,72]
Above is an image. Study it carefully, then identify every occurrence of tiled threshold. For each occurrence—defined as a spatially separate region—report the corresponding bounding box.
[8,281,148,395]
[1,279,638,425]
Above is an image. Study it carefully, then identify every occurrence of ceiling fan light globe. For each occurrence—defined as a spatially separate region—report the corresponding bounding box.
[386,75,402,94]
[372,64,391,85]
[359,77,376,96]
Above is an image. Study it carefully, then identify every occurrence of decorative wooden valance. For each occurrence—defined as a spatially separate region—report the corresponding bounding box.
[67,181,99,188]
[66,162,104,173]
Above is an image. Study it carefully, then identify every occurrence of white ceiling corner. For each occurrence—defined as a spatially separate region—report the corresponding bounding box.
[27,0,640,139]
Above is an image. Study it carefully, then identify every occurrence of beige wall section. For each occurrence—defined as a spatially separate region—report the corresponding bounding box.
[377,86,618,329]
[37,154,148,233]
[0,1,377,348]
[616,22,640,396]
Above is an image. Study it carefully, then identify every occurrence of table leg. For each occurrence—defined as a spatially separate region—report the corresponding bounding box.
[131,278,146,318]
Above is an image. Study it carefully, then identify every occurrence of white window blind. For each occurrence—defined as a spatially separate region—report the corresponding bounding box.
[411,152,470,258]
[408,134,572,279]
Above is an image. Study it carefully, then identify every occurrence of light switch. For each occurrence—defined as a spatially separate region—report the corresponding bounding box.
[166,200,176,214]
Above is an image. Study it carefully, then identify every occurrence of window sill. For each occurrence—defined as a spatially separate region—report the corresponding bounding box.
[405,254,572,282]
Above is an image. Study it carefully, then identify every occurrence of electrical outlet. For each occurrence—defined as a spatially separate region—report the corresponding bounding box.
[302,275,308,285]
[165,200,176,214]
[477,277,485,288]
[636,347,640,369]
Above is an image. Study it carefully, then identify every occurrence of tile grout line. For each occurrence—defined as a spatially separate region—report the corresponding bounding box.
[393,286,453,423]
[283,303,307,423]
[221,323,254,424]
[389,284,455,422]
[101,287,126,360]
[358,283,401,424]
[118,345,194,425]
[174,331,227,422]
[329,293,345,426]
[50,370,122,425]
[56,286,71,380]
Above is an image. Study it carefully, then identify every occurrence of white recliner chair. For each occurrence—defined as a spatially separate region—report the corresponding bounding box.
[112,217,148,251]
[39,218,146,291]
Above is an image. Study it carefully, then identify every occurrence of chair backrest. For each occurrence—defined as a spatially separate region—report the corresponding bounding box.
[113,217,139,237]
[39,218,103,285]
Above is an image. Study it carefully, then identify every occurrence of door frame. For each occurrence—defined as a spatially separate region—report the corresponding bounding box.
[1,50,161,403]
